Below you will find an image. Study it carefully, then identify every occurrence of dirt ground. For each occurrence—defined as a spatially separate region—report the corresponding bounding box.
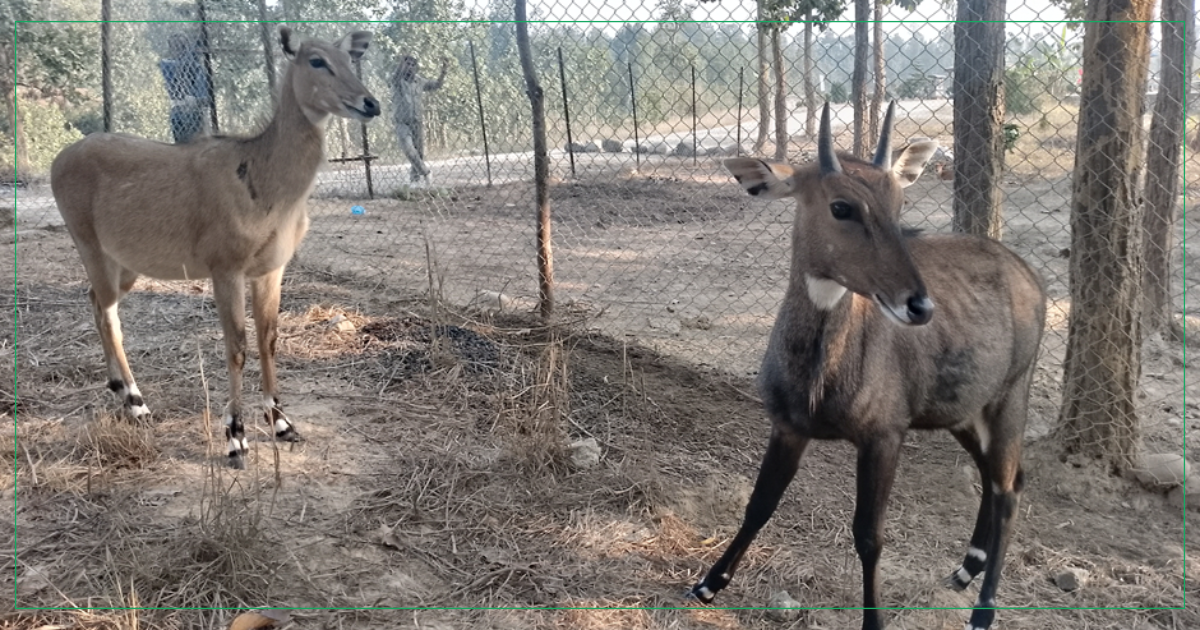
[3,127,1198,628]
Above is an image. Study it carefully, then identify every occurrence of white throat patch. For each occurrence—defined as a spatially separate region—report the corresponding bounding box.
[805,274,848,310]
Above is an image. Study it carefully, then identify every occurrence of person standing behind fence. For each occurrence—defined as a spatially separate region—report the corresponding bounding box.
[390,54,447,184]
[159,33,210,144]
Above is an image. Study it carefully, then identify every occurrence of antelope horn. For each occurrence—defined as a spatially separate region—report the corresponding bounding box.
[818,102,842,175]
[873,101,897,169]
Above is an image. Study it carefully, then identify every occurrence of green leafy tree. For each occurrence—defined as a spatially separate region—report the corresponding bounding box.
[3,0,98,177]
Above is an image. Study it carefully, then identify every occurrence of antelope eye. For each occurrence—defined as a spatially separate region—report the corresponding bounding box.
[309,57,327,69]
[830,201,854,220]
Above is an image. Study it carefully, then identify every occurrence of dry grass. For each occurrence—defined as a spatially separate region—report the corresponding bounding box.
[5,192,1197,629]
[494,334,571,473]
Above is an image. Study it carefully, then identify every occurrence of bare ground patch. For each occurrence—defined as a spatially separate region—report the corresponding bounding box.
[4,165,1198,629]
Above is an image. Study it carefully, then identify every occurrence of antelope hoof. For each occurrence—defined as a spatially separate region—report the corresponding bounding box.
[944,567,973,592]
[227,435,248,469]
[125,401,152,421]
[276,425,304,443]
[687,582,717,604]
[267,407,303,442]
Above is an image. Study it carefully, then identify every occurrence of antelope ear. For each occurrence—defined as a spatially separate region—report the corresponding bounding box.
[334,31,373,60]
[723,158,796,199]
[892,139,938,188]
[279,26,297,59]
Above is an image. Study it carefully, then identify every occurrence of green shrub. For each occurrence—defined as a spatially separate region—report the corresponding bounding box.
[17,100,84,176]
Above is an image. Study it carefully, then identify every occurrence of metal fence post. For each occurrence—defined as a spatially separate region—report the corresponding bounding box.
[558,47,576,178]
[100,0,112,133]
[196,0,219,133]
[691,64,697,166]
[629,60,640,169]
[737,66,744,157]
[469,41,493,187]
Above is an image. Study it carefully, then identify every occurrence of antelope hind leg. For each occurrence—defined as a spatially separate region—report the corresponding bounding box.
[945,425,994,592]
[83,250,149,418]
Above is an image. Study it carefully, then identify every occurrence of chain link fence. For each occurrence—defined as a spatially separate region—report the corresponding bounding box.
[9,0,1195,446]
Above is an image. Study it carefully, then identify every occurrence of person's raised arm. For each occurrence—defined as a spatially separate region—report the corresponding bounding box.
[424,57,448,92]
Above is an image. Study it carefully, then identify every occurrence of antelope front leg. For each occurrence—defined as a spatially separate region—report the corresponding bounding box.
[251,267,301,442]
[690,425,809,603]
[213,273,249,469]
[853,434,903,630]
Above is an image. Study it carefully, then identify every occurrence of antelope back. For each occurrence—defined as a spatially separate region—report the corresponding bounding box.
[279,27,379,124]
[725,103,938,325]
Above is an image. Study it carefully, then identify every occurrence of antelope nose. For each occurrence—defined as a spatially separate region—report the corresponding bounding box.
[362,97,380,117]
[906,294,934,326]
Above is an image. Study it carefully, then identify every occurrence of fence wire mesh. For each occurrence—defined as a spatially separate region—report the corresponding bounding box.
[7,0,1196,450]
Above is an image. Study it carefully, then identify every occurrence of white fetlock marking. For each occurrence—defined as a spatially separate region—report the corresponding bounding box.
[719,572,730,581]
[227,436,247,454]
[955,567,972,583]
[274,417,292,434]
[967,547,987,562]
[262,394,279,411]
[128,402,151,417]
[975,596,995,608]
[696,585,714,599]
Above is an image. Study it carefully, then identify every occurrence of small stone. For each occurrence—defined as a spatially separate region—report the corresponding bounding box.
[1133,453,1191,490]
[568,437,601,469]
[327,314,355,333]
[1054,568,1088,592]
[764,590,802,622]
[673,141,697,157]
[475,290,516,312]
[1169,314,1200,346]
[1165,476,1200,511]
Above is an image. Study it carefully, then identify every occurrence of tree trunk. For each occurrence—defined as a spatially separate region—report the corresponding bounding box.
[1058,0,1153,472]
[0,38,28,182]
[773,28,788,161]
[952,0,1006,239]
[754,19,771,153]
[804,17,816,138]
[868,0,884,146]
[515,0,554,322]
[851,0,869,156]
[1141,0,1195,331]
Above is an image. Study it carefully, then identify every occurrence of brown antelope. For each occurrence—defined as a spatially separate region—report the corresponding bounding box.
[688,103,1046,630]
[50,27,380,469]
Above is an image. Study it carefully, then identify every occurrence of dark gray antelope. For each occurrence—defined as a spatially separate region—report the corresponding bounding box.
[51,27,380,469]
[688,103,1046,630]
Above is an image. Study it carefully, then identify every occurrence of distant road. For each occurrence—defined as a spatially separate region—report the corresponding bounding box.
[9,99,953,223]
[312,98,953,197]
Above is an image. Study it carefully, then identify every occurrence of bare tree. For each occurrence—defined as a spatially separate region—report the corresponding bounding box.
[803,16,816,137]
[754,2,772,153]
[1142,0,1195,331]
[1058,0,1153,471]
[515,0,553,322]
[772,28,788,161]
[867,0,883,146]
[952,0,1006,239]
[851,0,869,156]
